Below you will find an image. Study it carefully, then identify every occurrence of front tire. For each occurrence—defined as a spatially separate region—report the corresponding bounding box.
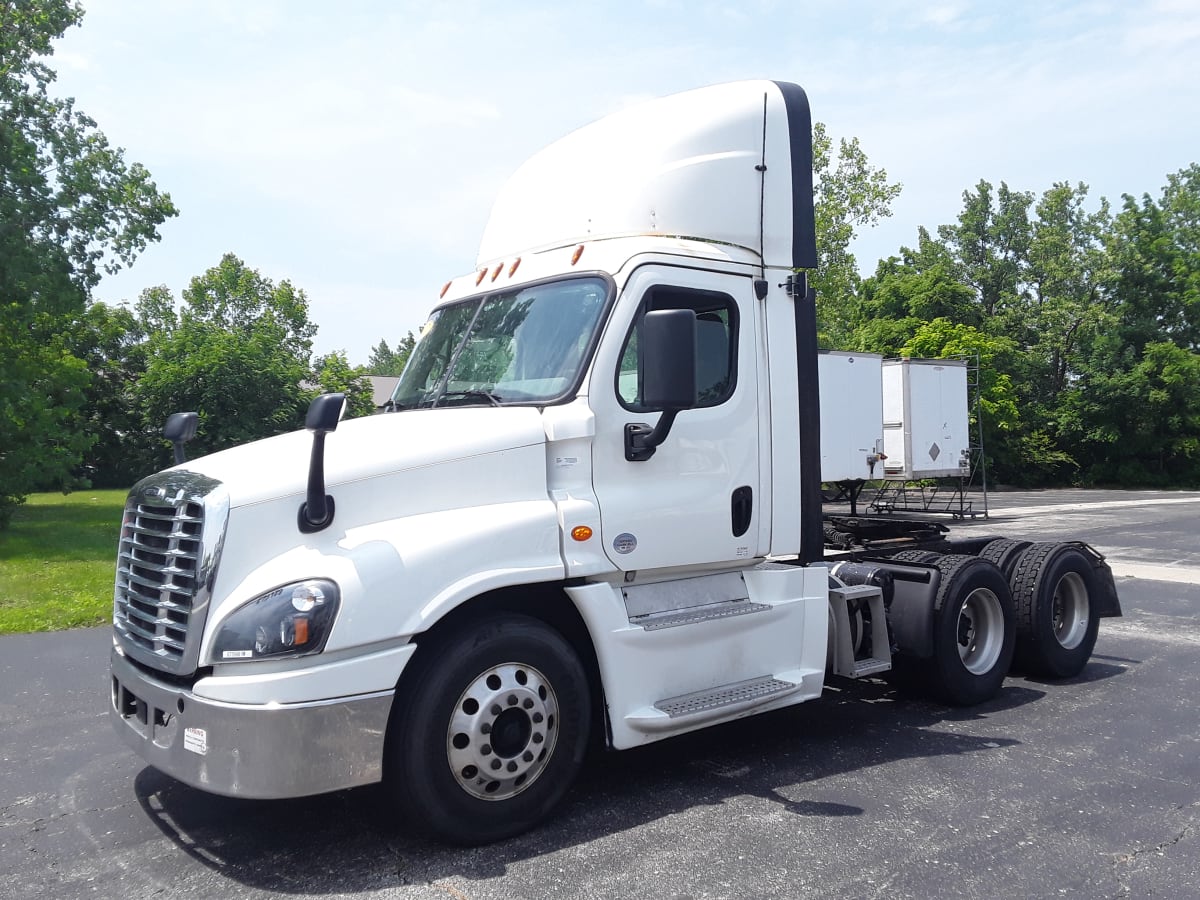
[384,614,590,844]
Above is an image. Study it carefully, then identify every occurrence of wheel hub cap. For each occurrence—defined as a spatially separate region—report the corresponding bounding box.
[957,587,1003,675]
[1051,571,1089,649]
[446,662,559,801]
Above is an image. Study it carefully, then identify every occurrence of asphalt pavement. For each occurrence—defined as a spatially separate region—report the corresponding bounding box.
[2,489,1198,899]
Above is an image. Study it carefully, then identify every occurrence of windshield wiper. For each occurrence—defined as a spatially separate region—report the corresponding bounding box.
[432,390,503,408]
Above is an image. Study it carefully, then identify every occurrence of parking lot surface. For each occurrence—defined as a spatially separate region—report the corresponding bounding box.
[2,489,1198,899]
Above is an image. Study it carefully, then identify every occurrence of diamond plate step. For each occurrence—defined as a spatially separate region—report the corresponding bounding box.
[635,600,771,631]
[850,659,892,677]
[655,675,798,719]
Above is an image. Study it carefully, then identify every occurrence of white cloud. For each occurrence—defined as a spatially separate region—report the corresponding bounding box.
[921,3,967,28]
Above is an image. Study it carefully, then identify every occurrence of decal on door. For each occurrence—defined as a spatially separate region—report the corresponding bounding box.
[613,533,638,554]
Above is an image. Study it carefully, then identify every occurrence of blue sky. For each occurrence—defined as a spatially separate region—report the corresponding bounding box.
[53,1,1200,366]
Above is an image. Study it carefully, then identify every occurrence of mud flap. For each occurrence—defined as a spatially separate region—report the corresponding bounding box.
[1070,541,1123,618]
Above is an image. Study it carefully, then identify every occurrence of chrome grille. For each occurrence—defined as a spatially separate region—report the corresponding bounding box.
[113,473,227,676]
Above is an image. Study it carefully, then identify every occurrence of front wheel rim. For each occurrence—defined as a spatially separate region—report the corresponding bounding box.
[446,662,559,801]
[1051,571,1090,649]
[956,587,1004,675]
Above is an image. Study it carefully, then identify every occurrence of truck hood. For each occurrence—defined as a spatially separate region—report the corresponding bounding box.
[172,407,548,509]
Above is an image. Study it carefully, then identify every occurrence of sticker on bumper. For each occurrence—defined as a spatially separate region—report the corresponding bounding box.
[184,727,208,755]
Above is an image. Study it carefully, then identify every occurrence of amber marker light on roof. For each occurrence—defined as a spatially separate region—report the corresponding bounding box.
[440,281,452,298]
[570,245,585,265]
[508,257,522,277]
[491,262,503,282]
[570,526,593,542]
[475,268,487,285]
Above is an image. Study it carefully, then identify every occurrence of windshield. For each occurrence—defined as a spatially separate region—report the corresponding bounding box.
[390,276,609,410]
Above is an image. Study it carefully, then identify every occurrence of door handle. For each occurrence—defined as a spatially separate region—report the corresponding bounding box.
[731,485,753,537]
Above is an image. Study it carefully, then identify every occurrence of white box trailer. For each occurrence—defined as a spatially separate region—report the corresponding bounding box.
[817,351,884,482]
[882,358,971,479]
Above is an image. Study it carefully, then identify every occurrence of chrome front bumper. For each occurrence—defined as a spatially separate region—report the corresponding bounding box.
[109,647,394,798]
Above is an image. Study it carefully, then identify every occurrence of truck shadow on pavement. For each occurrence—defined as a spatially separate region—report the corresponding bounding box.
[126,664,1131,895]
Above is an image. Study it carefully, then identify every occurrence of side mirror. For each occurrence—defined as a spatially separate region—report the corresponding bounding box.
[625,309,697,461]
[163,412,199,465]
[306,392,346,432]
[641,309,697,409]
[298,393,346,533]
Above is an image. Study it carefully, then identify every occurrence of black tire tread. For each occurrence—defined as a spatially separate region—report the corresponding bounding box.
[1010,542,1057,634]
[1008,542,1099,678]
[927,554,1015,705]
[932,553,981,609]
[891,550,942,565]
[980,538,1033,579]
[384,613,590,845]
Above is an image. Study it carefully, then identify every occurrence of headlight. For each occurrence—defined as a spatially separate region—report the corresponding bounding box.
[209,579,340,663]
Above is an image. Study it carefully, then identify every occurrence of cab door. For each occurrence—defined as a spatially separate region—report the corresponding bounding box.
[589,265,764,572]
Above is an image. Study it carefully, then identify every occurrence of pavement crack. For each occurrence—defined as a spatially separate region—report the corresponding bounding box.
[1110,802,1199,898]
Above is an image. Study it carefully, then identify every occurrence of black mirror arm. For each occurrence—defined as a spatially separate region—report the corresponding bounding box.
[298,392,345,533]
[624,409,680,462]
[299,432,335,531]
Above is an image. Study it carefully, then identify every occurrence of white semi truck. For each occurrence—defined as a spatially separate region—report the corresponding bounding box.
[109,80,1122,844]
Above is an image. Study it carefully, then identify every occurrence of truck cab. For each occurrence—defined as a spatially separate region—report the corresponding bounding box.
[109,80,1119,844]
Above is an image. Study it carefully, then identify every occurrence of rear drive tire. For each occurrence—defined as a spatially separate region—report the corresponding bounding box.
[384,614,590,844]
[928,555,1015,706]
[1009,542,1100,678]
[979,538,1033,579]
[891,550,943,565]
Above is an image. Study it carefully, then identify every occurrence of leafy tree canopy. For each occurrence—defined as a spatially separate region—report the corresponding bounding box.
[134,255,316,461]
[313,350,375,419]
[811,122,902,347]
[0,0,177,525]
[366,333,416,376]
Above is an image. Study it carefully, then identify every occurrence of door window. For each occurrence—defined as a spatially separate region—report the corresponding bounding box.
[616,286,738,411]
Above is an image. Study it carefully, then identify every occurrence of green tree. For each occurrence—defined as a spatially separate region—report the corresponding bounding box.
[135,255,316,461]
[811,122,902,347]
[366,333,416,376]
[1017,182,1113,407]
[898,318,1047,483]
[851,227,979,356]
[1103,164,1200,356]
[1061,165,1200,485]
[312,351,375,419]
[937,181,1033,320]
[921,180,1112,483]
[0,0,176,524]
[68,301,156,486]
[1061,342,1200,485]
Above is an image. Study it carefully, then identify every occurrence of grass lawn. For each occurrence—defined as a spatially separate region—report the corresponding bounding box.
[0,490,127,634]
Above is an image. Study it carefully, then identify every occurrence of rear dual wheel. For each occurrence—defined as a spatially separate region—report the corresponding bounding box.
[887,552,1016,706]
[928,555,1016,706]
[979,538,1032,579]
[1008,543,1100,678]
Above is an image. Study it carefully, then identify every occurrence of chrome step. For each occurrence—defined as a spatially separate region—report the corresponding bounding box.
[655,675,797,718]
[635,599,771,631]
